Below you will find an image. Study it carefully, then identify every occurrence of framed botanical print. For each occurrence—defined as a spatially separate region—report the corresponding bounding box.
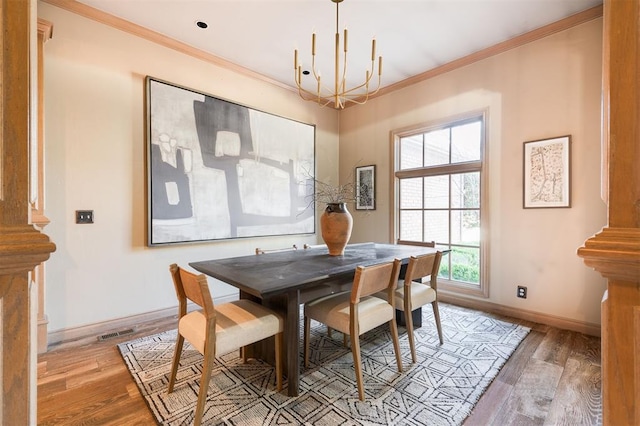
[523,135,571,208]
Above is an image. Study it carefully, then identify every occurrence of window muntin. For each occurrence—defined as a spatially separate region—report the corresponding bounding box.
[395,115,486,294]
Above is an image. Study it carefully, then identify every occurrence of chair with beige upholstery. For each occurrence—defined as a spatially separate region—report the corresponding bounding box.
[390,250,444,363]
[167,264,284,426]
[303,259,403,401]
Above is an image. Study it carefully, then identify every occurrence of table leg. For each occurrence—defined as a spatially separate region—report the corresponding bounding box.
[285,289,300,397]
[240,289,301,396]
[396,307,422,328]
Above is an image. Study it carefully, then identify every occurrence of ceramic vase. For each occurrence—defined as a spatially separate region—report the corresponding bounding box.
[320,203,353,256]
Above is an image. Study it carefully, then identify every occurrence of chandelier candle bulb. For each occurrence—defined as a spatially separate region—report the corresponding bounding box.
[379,56,383,75]
[294,50,298,69]
[312,33,316,55]
[371,39,376,60]
[344,29,348,51]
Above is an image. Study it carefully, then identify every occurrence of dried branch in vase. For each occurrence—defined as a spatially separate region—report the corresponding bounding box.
[299,166,372,213]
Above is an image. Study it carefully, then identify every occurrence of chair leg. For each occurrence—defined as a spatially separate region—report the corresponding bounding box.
[350,333,365,401]
[405,306,417,363]
[343,333,348,347]
[389,318,403,373]
[303,316,310,368]
[194,348,215,426]
[432,300,444,345]
[327,326,332,338]
[167,334,185,393]
[274,332,283,391]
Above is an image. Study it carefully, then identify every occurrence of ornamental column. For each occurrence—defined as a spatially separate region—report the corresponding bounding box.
[0,0,56,423]
[577,0,640,424]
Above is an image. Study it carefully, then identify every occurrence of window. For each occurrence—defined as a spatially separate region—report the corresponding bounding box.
[394,114,487,296]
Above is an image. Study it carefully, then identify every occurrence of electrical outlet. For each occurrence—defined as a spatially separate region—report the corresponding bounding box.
[76,210,94,224]
[517,286,527,299]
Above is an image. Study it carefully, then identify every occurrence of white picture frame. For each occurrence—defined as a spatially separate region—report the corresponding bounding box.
[523,135,571,208]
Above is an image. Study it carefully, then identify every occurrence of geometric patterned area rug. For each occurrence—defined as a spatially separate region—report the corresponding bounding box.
[118,303,529,425]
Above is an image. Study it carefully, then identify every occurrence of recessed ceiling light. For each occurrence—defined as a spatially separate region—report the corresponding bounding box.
[302,70,310,75]
[196,21,208,29]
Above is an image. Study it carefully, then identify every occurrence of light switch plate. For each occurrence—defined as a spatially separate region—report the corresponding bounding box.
[76,210,94,224]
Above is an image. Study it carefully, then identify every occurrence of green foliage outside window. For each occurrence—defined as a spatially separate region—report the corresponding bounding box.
[439,246,480,284]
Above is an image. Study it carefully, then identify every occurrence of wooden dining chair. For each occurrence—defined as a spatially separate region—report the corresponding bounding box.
[303,259,403,401]
[167,264,284,426]
[388,250,444,363]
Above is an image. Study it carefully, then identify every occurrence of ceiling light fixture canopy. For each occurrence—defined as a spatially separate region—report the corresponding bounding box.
[294,0,382,109]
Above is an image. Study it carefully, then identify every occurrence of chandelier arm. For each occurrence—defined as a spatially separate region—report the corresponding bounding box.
[311,53,321,84]
[297,85,324,101]
[296,72,339,105]
[340,75,382,105]
[318,97,336,107]
[297,54,334,102]
[340,73,379,97]
[336,54,379,100]
[296,75,335,103]
[295,83,335,107]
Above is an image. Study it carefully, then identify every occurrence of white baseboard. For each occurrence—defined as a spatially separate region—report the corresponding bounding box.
[47,291,600,350]
[438,293,601,337]
[47,293,238,348]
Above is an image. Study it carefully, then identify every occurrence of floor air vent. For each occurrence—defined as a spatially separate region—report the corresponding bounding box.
[98,328,135,341]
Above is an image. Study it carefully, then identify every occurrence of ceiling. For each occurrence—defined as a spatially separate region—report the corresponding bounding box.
[75,0,602,98]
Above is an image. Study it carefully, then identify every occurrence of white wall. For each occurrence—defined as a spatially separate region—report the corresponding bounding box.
[340,19,607,326]
[39,2,338,333]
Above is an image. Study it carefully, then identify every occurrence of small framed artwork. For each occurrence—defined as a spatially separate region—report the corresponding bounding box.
[523,135,571,208]
[355,165,376,210]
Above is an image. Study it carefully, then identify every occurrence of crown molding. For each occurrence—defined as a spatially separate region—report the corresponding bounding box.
[40,0,603,104]
[40,0,292,92]
[375,5,603,99]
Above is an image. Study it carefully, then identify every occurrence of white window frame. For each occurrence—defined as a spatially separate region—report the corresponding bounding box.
[391,110,489,298]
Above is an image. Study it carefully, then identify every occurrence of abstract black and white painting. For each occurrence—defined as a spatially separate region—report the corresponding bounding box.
[146,77,315,245]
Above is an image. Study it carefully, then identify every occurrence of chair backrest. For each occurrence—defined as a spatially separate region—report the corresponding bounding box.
[169,263,215,320]
[351,258,402,304]
[255,244,298,255]
[404,252,443,290]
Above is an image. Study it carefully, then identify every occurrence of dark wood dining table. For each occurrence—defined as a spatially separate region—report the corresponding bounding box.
[189,242,439,396]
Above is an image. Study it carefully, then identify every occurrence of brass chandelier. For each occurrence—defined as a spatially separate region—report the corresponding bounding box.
[293,0,382,109]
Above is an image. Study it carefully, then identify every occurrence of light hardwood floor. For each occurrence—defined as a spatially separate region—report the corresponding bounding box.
[37,309,602,425]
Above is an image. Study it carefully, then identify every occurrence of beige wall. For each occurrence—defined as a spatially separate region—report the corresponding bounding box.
[340,19,607,326]
[40,1,606,334]
[39,2,337,333]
